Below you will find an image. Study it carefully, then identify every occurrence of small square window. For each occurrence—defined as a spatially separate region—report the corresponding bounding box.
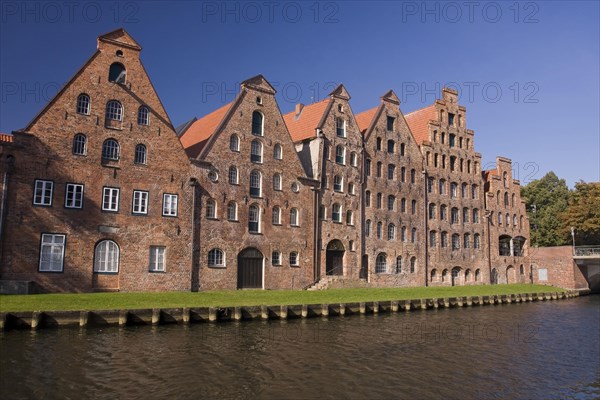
[65,183,84,209]
[33,180,53,206]
[102,187,119,212]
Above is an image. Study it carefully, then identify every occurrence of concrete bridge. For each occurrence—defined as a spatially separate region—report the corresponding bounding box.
[573,246,600,293]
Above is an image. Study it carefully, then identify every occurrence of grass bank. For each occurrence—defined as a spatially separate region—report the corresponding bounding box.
[0,284,565,313]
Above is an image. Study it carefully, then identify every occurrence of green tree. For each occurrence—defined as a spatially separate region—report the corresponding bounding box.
[560,182,600,246]
[521,171,570,246]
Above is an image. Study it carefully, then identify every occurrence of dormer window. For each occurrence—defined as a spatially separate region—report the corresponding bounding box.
[108,63,126,84]
[252,111,263,136]
[137,106,150,126]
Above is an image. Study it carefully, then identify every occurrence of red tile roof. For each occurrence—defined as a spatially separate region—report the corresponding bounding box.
[483,169,499,182]
[0,133,13,143]
[355,106,379,133]
[404,105,437,144]
[179,102,233,158]
[283,99,330,142]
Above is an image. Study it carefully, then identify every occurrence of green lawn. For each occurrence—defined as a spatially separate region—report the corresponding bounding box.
[0,284,565,313]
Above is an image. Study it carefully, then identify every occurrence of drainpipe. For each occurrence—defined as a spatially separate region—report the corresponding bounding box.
[0,156,15,264]
[423,170,429,287]
[188,177,200,291]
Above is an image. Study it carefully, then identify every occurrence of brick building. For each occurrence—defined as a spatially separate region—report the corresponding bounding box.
[0,29,546,293]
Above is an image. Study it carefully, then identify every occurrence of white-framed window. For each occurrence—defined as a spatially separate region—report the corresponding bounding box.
[348,182,355,195]
[72,133,87,156]
[76,93,90,115]
[335,145,345,164]
[132,190,149,215]
[33,179,53,206]
[39,233,66,272]
[134,144,147,165]
[336,117,346,137]
[229,166,239,184]
[105,100,123,121]
[273,173,282,191]
[102,187,120,212]
[290,208,299,226]
[102,139,120,161]
[452,234,460,250]
[272,206,281,225]
[451,182,458,198]
[377,222,383,239]
[65,183,84,209]
[350,152,357,166]
[290,251,299,266]
[388,224,396,240]
[346,210,353,225]
[163,193,178,217]
[274,143,282,160]
[205,199,217,219]
[375,253,387,274]
[208,248,225,267]
[411,228,417,243]
[252,111,264,136]
[474,234,481,249]
[250,170,262,197]
[137,106,150,125]
[249,204,260,233]
[251,140,263,163]
[149,246,166,272]
[333,175,343,192]
[94,240,119,273]
[272,251,281,266]
[332,203,342,222]
[230,134,240,152]
[227,201,238,221]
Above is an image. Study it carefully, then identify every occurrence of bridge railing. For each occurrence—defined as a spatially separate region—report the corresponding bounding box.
[574,245,600,257]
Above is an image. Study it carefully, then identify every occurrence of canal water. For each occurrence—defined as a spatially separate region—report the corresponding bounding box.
[1,296,599,400]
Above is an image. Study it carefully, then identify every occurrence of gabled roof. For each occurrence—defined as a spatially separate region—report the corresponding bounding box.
[283,99,330,142]
[0,133,13,143]
[355,106,380,134]
[179,102,233,158]
[98,28,142,50]
[404,105,437,144]
[175,117,197,137]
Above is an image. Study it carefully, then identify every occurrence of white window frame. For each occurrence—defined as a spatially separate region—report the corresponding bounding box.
[65,183,84,209]
[94,240,119,273]
[39,233,66,272]
[272,251,281,266]
[149,246,166,272]
[137,106,150,126]
[163,193,178,217]
[290,208,299,226]
[208,248,225,267]
[76,93,90,115]
[132,190,149,215]
[289,252,299,266]
[34,179,53,206]
[227,202,238,221]
[274,143,283,160]
[102,187,120,212]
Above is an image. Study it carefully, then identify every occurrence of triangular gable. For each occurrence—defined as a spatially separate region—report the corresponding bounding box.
[381,89,400,105]
[329,84,350,100]
[241,74,277,95]
[98,28,142,50]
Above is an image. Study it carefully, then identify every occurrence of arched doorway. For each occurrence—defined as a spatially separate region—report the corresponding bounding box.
[506,266,516,284]
[326,240,344,276]
[237,248,263,289]
[451,267,462,286]
[491,268,498,284]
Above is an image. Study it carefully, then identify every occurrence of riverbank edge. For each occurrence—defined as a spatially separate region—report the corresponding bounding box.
[0,290,584,331]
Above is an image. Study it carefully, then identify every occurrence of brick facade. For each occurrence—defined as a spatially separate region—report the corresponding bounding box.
[0,29,556,293]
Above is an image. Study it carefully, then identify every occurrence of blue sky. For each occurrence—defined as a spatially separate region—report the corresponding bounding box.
[1,1,598,187]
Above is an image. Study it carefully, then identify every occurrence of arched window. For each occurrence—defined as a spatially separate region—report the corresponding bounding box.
[272,206,281,225]
[365,158,371,175]
[228,166,238,184]
[346,210,353,225]
[102,139,120,160]
[72,133,87,155]
[76,93,90,115]
[137,106,150,125]
[498,212,502,225]
[411,228,417,243]
[473,209,479,223]
[396,257,402,274]
[388,195,395,211]
[401,198,406,213]
[94,240,119,273]
[430,269,437,281]
[439,179,446,195]
[290,252,299,266]
[411,200,416,215]
[440,204,447,220]
[450,182,457,198]
[499,235,512,256]
[365,191,371,207]
[332,203,342,222]
[377,162,382,177]
[348,182,355,195]
[465,269,472,282]
[335,145,345,164]
[442,269,448,282]
[208,249,224,266]
[504,192,509,207]
[475,269,481,281]
[463,207,469,223]
[108,62,126,83]
[410,257,416,273]
[250,140,263,163]
[375,253,387,274]
[376,193,382,208]
[451,207,459,224]
[400,143,405,156]
[441,231,448,248]
[387,139,395,153]
[472,184,478,199]
[227,201,237,221]
[105,100,123,121]
[273,173,282,191]
[377,222,383,239]
[252,111,264,136]
[429,203,436,220]
[250,170,262,197]
[274,143,282,160]
[365,219,371,237]
[452,234,460,250]
[249,204,260,233]
[134,144,147,164]
[503,172,508,187]
[388,223,396,240]
[387,164,395,180]
[474,234,481,249]
[464,233,470,248]
[513,214,518,227]
[336,117,345,137]
[230,134,240,151]
[350,152,357,166]
[290,208,299,226]
[429,230,437,247]
[401,226,407,242]
[401,167,406,182]
[512,193,516,207]
[462,183,468,198]
[205,199,216,218]
[333,175,343,192]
